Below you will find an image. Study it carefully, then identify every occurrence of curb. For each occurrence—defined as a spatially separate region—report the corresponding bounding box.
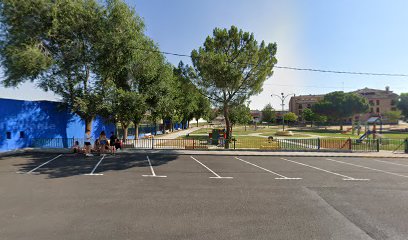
[2,148,406,159]
[120,150,408,159]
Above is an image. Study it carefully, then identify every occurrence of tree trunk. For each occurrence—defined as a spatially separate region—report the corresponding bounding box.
[339,122,343,131]
[197,119,199,127]
[245,125,247,131]
[121,123,129,141]
[135,123,139,139]
[85,117,93,133]
[223,105,230,149]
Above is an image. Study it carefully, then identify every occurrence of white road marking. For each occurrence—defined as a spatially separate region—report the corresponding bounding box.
[191,156,233,179]
[370,159,408,167]
[280,158,369,181]
[84,155,106,176]
[142,155,167,178]
[235,157,301,180]
[326,158,408,179]
[18,154,63,174]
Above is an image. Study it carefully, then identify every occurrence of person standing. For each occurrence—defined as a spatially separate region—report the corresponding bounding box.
[99,131,108,154]
[84,130,93,157]
[109,131,117,154]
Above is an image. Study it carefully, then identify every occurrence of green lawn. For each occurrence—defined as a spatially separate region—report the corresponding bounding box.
[188,125,408,140]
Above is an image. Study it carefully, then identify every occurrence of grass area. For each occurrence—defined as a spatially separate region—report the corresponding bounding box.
[188,125,408,140]
[178,132,405,150]
[380,133,408,139]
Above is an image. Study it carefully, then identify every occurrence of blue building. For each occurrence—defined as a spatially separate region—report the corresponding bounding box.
[0,98,115,152]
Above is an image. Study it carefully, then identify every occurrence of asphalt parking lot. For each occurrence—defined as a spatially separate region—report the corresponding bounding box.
[1,152,408,240]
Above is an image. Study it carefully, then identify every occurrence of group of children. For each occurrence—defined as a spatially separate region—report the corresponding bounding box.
[73,130,122,157]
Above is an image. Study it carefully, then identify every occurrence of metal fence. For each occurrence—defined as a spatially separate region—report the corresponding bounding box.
[28,137,407,152]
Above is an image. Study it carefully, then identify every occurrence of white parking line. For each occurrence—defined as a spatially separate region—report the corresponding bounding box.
[142,155,167,178]
[326,158,408,179]
[370,159,408,168]
[280,158,369,181]
[84,155,106,176]
[235,157,301,180]
[18,154,63,174]
[191,156,233,179]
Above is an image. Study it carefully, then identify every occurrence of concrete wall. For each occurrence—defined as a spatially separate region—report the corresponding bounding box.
[0,98,115,152]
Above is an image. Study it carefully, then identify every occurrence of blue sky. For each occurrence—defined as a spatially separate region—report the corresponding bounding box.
[1,0,408,110]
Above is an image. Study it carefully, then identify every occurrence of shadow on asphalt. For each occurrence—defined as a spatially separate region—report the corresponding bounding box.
[11,153,178,179]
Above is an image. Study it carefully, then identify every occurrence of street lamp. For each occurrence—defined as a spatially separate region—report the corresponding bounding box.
[271,93,295,131]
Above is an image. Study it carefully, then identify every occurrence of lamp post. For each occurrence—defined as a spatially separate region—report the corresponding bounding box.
[271,93,294,131]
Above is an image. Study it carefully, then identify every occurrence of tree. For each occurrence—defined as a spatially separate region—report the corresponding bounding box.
[0,0,146,133]
[206,108,220,123]
[173,62,203,129]
[313,91,369,130]
[383,110,401,123]
[114,89,146,140]
[145,61,176,134]
[302,108,327,127]
[398,93,408,120]
[261,103,275,123]
[283,112,298,124]
[193,94,212,127]
[0,0,104,131]
[191,26,277,148]
[314,115,327,125]
[302,108,315,127]
[229,104,252,132]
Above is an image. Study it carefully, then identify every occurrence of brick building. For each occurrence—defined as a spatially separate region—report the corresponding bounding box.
[289,95,324,121]
[289,87,399,123]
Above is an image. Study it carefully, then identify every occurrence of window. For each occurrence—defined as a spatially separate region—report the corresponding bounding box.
[20,131,25,138]
[307,104,311,108]
[391,100,396,106]
[391,107,397,111]
[369,100,374,106]
[376,100,380,105]
[298,104,303,109]
[6,132,11,139]
[298,110,303,115]
[370,108,373,113]
[376,107,380,113]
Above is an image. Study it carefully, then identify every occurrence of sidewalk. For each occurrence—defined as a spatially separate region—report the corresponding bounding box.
[2,148,407,158]
[121,149,408,158]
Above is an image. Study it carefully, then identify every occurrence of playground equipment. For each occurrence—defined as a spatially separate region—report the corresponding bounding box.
[357,117,382,143]
[209,128,226,146]
[341,120,362,135]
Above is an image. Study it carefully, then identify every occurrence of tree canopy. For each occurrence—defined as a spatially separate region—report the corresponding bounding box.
[229,104,252,127]
[0,0,147,132]
[301,108,326,127]
[313,91,369,129]
[397,93,408,120]
[191,26,277,147]
[283,112,298,123]
[261,103,275,123]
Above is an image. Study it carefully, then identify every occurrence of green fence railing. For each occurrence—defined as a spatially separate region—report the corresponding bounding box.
[28,137,407,153]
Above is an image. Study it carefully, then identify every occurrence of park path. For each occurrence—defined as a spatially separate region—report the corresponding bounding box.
[154,127,201,139]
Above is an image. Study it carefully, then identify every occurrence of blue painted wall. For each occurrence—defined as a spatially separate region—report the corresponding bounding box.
[0,98,115,152]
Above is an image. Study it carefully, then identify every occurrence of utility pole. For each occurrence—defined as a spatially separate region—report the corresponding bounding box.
[271,93,294,131]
